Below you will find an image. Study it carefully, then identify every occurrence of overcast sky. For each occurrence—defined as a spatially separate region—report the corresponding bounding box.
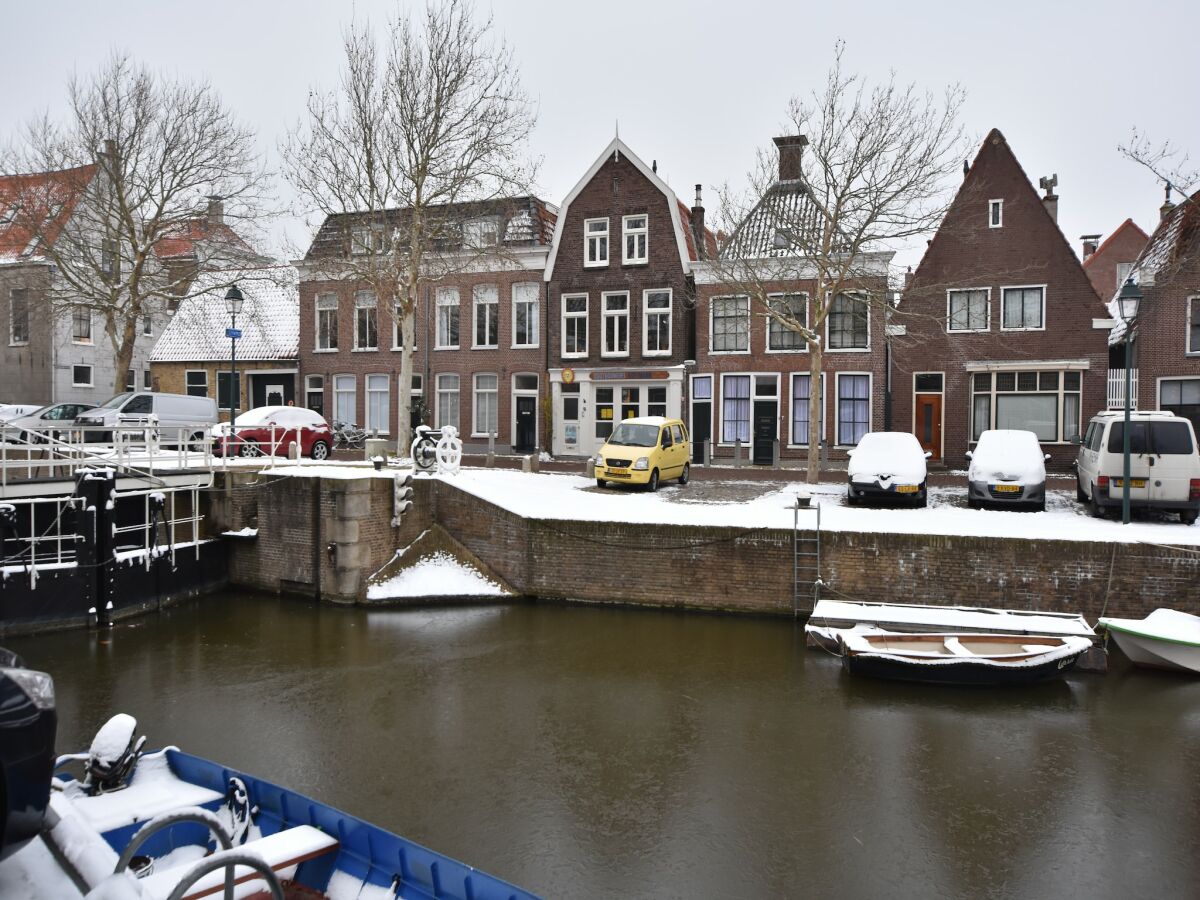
[2,0,1196,272]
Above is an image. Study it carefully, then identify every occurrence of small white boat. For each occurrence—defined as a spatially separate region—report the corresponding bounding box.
[1098,609,1200,674]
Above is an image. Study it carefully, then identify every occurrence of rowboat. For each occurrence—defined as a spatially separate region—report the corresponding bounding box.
[838,631,1092,686]
[18,714,539,900]
[1098,609,1200,674]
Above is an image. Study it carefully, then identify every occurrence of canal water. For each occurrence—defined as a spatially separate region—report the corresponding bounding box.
[9,593,1200,899]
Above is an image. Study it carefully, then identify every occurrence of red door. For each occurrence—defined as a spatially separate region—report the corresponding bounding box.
[915,394,942,459]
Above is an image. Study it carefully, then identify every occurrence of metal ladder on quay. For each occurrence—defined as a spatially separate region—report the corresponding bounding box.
[792,496,822,618]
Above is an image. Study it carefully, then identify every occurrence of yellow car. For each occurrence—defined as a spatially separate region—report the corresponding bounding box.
[595,416,691,491]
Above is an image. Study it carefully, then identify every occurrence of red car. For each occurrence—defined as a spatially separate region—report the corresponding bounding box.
[215,406,333,460]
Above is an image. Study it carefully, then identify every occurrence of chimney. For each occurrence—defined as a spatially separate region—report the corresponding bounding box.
[773,135,808,182]
[1081,234,1101,259]
[1161,182,1175,221]
[690,184,706,261]
[1039,174,1059,223]
[206,195,224,225]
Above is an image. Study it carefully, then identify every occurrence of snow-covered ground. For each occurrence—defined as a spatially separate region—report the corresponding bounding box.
[434,469,1200,546]
[366,551,511,599]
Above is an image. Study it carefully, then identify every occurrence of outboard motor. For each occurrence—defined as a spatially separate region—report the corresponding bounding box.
[85,713,146,794]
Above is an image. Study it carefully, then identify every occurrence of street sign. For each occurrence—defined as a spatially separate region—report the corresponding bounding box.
[226,328,242,339]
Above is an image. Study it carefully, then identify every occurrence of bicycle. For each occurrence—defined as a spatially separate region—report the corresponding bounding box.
[331,421,367,451]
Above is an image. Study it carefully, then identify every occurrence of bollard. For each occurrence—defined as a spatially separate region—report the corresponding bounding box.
[703,439,711,467]
[530,452,540,473]
[585,457,596,479]
[486,431,496,468]
[364,438,389,462]
[773,439,780,470]
[734,439,743,468]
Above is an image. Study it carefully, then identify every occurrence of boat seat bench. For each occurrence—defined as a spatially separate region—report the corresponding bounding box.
[138,824,339,899]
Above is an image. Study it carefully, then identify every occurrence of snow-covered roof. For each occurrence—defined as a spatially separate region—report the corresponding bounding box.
[151,268,299,362]
[719,180,834,260]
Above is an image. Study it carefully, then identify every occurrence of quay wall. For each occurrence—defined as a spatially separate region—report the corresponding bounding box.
[225,474,1200,622]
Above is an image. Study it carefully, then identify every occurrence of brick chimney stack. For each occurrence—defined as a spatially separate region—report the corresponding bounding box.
[207,195,224,226]
[1039,174,1059,223]
[773,135,808,182]
[690,184,706,260]
[1081,234,1101,259]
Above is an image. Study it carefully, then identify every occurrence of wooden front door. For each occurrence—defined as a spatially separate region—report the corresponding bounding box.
[915,394,942,459]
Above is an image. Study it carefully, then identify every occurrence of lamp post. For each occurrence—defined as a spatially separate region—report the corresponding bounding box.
[224,285,244,427]
[1116,278,1142,525]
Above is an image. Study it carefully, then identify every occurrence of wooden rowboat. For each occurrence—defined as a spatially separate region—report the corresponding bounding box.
[838,631,1092,686]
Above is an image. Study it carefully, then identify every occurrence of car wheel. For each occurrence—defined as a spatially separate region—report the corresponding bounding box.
[239,441,261,458]
[310,440,329,461]
[967,498,981,510]
[1076,477,1087,503]
[1088,485,1106,519]
[846,491,858,507]
[1181,511,1198,526]
[1036,500,1046,513]
[916,494,928,509]
[648,469,660,492]
[596,478,606,489]
[679,463,690,485]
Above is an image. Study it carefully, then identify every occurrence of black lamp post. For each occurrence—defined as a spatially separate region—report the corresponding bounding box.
[1116,278,1142,525]
[224,285,244,426]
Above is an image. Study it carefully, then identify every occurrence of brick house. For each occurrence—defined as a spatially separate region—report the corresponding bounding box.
[150,268,299,420]
[296,197,556,452]
[1106,189,1200,433]
[544,137,715,458]
[1081,218,1149,303]
[893,128,1108,469]
[691,136,893,466]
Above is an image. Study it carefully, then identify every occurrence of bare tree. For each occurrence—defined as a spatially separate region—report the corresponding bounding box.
[1119,128,1198,203]
[282,0,537,451]
[710,43,967,482]
[2,52,270,394]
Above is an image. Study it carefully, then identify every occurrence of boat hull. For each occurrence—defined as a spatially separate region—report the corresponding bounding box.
[841,650,1082,685]
[1106,631,1200,674]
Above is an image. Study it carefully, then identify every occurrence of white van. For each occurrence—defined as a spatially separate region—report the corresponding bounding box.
[1075,410,1200,524]
[74,392,218,446]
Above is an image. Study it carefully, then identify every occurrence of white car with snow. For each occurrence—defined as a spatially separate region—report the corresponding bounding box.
[846,431,931,507]
[966,429,1050,512]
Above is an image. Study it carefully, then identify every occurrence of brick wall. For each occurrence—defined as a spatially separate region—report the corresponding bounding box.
[1133,246,1200,419]
[1082,220,1148,301]
[152,360,297,421]
[0,265,54,404]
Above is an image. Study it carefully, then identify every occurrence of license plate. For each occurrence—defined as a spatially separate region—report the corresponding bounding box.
[1112,478,1146,489]
[894,484,919,494]
[607,470,630,478]
[993,484,1021,493]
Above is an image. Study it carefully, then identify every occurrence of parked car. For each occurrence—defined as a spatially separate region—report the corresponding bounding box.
[847,431,931,507]
[0,404,42,423]
[1074,410,1200,524]
[2,402,94,443]
[0,648,56,861]
[595,416,690,491]
[215,405,333,460]
[966,429,1049,511]
[74,391,218,445]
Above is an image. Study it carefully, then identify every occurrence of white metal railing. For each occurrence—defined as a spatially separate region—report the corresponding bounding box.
[0,495,84,579]
[1106,369,1139,409]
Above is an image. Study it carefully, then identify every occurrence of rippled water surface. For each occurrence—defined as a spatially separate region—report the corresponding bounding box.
[10,594,1200,899]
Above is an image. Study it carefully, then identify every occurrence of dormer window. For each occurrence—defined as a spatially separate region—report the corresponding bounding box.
[585,218,609,267]
[622,215,648,265]
[989,199,1003,228]
[351,224,385,256]
[464,217,500,249]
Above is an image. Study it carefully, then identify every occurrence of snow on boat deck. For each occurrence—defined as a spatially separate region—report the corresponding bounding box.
[809,599,1097,638]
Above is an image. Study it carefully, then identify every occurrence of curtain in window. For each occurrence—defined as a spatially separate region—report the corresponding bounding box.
[837,374,869,445]
[996,394,1056,441]
[791,374,821,445]
[722,375,751,443]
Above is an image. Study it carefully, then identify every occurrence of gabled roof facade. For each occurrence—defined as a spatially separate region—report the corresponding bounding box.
[718,180,829,260]
[0,164,97,263]
[151,268,299,363]
[1082,217,1148,303]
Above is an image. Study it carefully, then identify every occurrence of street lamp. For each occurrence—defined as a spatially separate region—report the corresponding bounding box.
[224,284,244,427]
[1116,278,1142,525]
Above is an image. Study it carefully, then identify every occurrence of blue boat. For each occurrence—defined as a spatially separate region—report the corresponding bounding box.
[34,715,539,900]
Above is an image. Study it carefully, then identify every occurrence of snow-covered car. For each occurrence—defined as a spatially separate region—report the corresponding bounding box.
[1,402,93,443]
[214,405,333,460]
[0,404,42,423]
[846,431,931,507]
[966,429,1050,511]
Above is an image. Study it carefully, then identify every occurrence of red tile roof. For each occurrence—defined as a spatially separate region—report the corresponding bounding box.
[155,217,256,260]
[1081,218,1149,270]
[677,200,718,261]
[0,164,97,261]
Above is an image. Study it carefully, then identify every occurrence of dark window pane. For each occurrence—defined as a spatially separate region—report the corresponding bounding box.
[996,372,1016,391]
[1017,372,1038,391]
[973,373,991,392]
[1151,422,1194,454]
[1039,371,1059,391]
[1107,422,1149,454]
[915,373,943,392]
[1064,372,1081,391]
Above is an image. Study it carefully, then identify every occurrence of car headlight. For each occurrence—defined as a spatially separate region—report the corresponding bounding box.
[633,457,649,471]
[2,667,55,710]
[595,455,604,466]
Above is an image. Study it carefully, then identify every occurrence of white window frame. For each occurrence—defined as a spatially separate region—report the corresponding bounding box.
[989,199,1003,228]
[435,373,460,431]
[315,293,338,352]
[766,292,809,353]
[71,306,93,344]
[1188,296,1200,355]
[946,288,991,333]
[717,373,753,446]
[787,372,826,448]
[911,372,945,457]
[390,302,416,352]
[185,369,208,397]
[999,284,1047,332]
[511,282,540,349]
[472,372,499,437]
[622,214,648,265]
[601,291,630,358]
[305,374,323,410]
[825,292,871,352]
[834,371,873,448]
[464,217,500,249]
[333,374,356,425]
[969,368,1082,444]
[72,364,94,388]
[353,290,378,351]
[435,286,460,350]
[584,217,609,268]
[472,283,499,349]
[510,372,539,448]
[561,293,588,359]
[642,288,672,357]
[364,373,390,435]
[710,295,751,354]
